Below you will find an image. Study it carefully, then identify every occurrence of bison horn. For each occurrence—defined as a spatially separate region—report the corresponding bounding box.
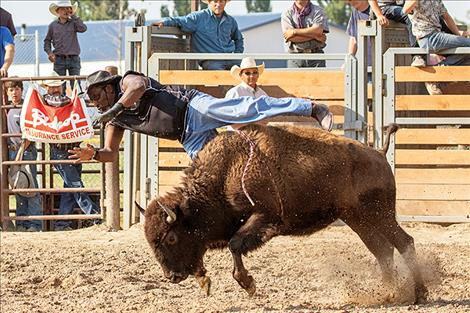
[135,201,146,215]
[157,200,177,224]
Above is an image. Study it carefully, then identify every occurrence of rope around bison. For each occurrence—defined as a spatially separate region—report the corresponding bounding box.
[235,129,285,217]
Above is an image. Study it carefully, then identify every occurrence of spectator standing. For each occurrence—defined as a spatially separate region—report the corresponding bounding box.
[226,57,267,99]
[0,7,16,37]
[6,80,43,232]
[152,0,243,70]
[44,0,86,89]
[42,72,100,231]
[281,0,329,68]
[403,0,470,95]
[0,26,15,77]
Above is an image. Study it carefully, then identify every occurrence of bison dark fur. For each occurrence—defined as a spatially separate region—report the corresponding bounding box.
[143,124,427,303]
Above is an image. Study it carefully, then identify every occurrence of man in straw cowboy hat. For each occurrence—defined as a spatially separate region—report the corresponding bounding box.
[41,71,100,231]
[152,0,243,70]
[44,0,86,89]
[67,70,333,162]
[226,57,268,99]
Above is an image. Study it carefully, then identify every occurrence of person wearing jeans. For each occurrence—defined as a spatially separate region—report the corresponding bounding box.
[66,70,334,163]
[51,145,100,230]
[44,0,86,89]
[41,74,100,230]
[403,0,470,95]
[5,79,43,231]
[8,146,43,231]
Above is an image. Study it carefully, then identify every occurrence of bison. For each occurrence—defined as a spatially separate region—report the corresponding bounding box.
[140,124,428,303]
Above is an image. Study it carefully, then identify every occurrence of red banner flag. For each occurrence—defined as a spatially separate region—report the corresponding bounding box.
[20,87,94,143]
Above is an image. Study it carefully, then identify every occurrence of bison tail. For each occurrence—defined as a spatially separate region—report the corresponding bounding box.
[380,123,400,155]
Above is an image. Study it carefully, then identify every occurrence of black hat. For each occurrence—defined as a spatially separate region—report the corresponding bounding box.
[86,70,121,94]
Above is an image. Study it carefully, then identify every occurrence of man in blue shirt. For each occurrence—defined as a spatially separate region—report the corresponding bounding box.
[0,26,15,77]
[153,0,244,70]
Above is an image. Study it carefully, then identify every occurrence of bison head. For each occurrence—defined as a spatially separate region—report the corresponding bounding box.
[141,196,207,284]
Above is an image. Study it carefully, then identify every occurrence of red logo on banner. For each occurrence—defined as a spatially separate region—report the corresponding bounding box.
[20,87,94,143]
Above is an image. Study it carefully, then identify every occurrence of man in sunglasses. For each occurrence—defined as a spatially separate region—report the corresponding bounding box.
[69,70,333,161]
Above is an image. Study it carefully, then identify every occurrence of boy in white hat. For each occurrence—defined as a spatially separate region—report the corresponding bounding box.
[44,1,86,89]
[153,0,243,70]
[226,57,267,99]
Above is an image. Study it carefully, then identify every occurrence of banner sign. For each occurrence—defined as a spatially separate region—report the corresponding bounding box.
[20,87,94,143]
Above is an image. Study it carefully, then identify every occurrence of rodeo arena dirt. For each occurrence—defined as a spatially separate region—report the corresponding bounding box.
[0,223,469,312]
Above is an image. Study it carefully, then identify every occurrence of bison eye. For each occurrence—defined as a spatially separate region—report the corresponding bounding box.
[166,232,178,245]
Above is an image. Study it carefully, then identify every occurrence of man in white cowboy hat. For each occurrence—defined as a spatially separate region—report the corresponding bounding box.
[41,71,71,107]
[44,0,86,89]
[226,57,267,99]
[41,71,100,231]
[152,0,243,70]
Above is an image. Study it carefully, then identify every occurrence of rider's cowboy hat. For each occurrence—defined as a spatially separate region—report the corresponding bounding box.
[49,0,78,17]
[41,71,64,87]
[85,70,121,94]
[230,57,265,81]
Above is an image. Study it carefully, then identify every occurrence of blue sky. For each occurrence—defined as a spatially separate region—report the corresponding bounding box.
[2,0,469,27]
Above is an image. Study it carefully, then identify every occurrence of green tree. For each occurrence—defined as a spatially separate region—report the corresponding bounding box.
[78,0,137,21]
[317,0,350,27]
[245,0,272,13]
[174,0,191,16]
[161,0,208,18]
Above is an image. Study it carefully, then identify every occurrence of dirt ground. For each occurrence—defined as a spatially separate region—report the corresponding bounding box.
[1,222,470,313]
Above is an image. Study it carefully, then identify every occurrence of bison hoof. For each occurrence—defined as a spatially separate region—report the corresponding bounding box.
[244,276,256,297]
[197,276,211,296]
[414,285,428,304]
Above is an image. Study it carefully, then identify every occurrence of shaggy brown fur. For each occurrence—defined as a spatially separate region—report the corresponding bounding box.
[143,124,427,303]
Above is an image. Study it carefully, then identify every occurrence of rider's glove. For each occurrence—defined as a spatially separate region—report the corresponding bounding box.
[93,102,125,126]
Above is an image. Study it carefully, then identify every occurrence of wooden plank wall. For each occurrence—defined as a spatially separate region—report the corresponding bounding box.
[157,70,347,196]
[394,66,470,219]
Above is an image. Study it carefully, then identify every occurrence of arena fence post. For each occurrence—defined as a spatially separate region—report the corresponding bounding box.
[105,155,120,230]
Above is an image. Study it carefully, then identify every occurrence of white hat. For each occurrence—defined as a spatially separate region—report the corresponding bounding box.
[49,0,78,17]
[201,0,231,4]
[230,57,265,80]
[41,71,64,87]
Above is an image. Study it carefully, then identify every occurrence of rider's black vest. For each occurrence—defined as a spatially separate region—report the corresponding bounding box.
[111,71,196,142]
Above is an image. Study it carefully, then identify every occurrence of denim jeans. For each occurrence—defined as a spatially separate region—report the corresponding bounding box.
[54,55,81,89]
[50,146,100,228]
[380,4,416,47]
[199,60,240,70]
[182,92,312,159]
[418,32,470,66]
[8,146,43,229]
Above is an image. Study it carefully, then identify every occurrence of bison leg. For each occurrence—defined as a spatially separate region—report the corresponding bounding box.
[380,220,428,304]
[228,213,280,296]
[343,217,395,284]
[195,275,211,296]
